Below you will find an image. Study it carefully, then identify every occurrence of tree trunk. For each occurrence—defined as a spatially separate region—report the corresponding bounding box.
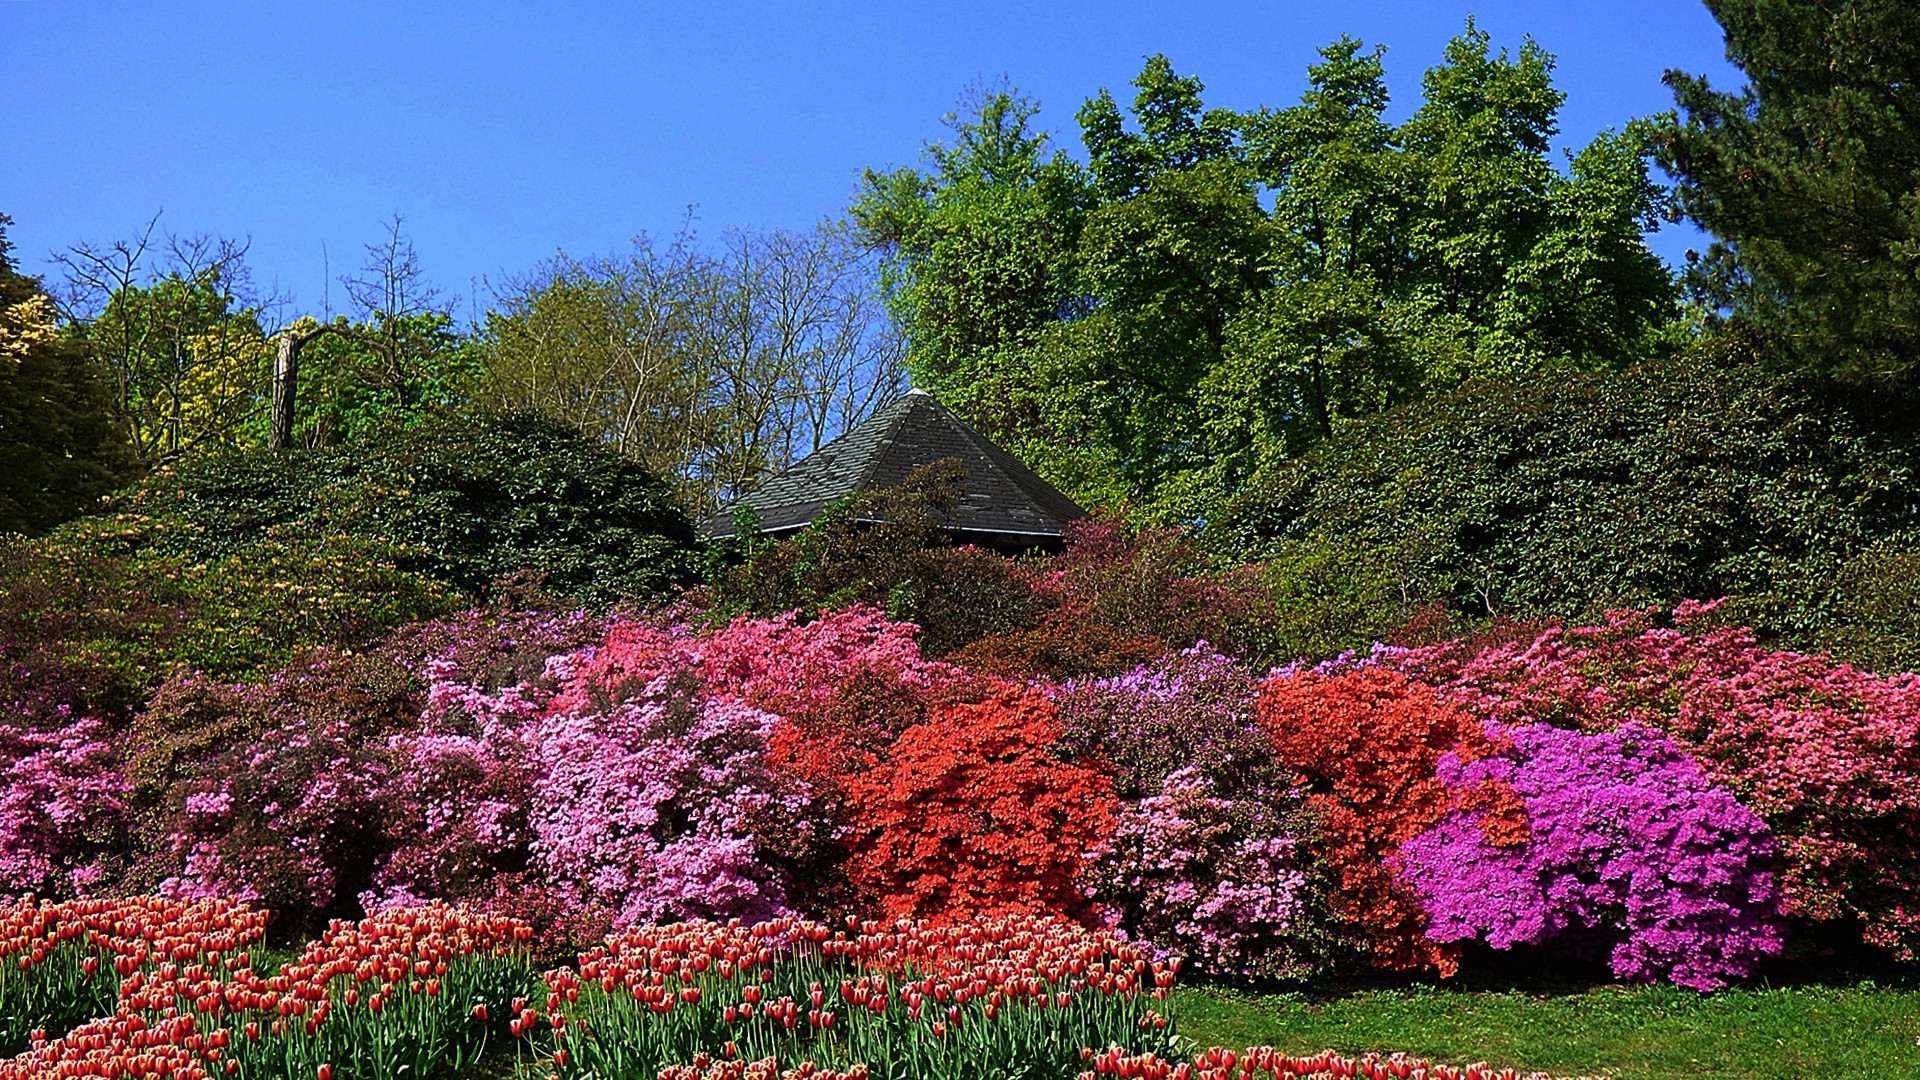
[269,331,298,450]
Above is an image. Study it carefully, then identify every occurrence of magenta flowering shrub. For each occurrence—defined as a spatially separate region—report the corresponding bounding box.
[1381,601,1920,960]
[1091,766,1324,979]
[0,717,127,896]
[1395,721,1785,991]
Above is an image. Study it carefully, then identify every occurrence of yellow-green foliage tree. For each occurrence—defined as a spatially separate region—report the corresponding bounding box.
[55,222,273,463]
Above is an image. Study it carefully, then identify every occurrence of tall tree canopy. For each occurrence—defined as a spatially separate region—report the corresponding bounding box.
[856,24,1678,523]
[263,219,483,449]
[1658,0,1920,384]
[0,214,138,535]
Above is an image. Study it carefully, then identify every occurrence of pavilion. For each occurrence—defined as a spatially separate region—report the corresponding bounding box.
[697,389,1086,551]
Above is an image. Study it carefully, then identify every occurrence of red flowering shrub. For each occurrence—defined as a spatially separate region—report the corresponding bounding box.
[843,685,1117,919]
[1257,669,1515,973]
[946,599,1165,680]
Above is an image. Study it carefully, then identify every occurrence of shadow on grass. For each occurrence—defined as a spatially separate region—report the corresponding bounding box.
[1190,917,1920,1005]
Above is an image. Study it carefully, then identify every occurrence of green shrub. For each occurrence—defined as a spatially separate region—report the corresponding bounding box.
[1820,547,1920,675]
[128,411,698,607]
[1210,360,1920,657]
[704,460,1038,657]
[0,513,458,720]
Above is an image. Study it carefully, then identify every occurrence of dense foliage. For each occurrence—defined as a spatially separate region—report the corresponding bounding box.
[1209,360,1920,666]
[0,513,457,729]
[6,12,1920,1070]
[1658,0,1920,385]
[129,411,698,606]
[855,24,1676,520]
[0,215,137,536]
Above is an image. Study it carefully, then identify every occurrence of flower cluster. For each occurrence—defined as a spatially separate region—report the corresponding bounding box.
[0,896,267,1078]
[1395,722,1785,990]
[842,686,1117,919]
[11,590,1867,992]
[1258,670,1510,974]
[1089,767,1322,979]
[0,718,127,897]
[1085,1046,1596,1080]
[1054,646,1272,800]
[1379,602,1920,958]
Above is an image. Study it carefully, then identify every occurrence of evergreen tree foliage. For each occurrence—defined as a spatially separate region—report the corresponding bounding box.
[1658,0,1920,383]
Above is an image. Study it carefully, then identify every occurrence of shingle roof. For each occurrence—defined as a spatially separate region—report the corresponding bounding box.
[699,390,1086,545]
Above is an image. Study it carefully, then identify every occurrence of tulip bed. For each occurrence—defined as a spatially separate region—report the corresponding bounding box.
[0,899,1608,1080]
[526,914,1177,1080]
[0,899,528,1080]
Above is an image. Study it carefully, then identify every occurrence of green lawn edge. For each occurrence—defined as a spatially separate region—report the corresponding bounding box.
[1171,984,1920,1080]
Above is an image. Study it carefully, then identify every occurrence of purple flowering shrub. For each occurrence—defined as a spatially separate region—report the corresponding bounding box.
[1060,647,1332,977]
[0,717,127,896]
[149,650,418,925]
[1395,721,1786,991]
[1055,645,1273,798]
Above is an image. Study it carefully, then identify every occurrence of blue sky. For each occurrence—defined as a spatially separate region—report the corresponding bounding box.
[1,1,1742,315]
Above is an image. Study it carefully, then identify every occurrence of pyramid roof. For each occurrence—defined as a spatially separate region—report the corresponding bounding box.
[699,390,1086,547]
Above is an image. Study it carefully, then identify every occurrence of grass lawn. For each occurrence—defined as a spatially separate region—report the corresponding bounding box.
[1173,982,1920,1080]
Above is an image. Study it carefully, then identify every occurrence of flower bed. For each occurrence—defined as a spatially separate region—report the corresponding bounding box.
[1,899,1626,1080]
[6,598,1916,993]
[527,914,1177,1080]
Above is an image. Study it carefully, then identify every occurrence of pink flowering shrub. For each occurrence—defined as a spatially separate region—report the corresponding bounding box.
[0,718,127,896]
[1090,766,1325,979]
[1395,721,1785,991]
[370,608,945,937]
[1380,601,1920,960]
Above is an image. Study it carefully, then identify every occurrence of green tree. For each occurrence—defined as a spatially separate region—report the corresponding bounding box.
[1658,0,1920,383]
[0,214,139,534]
[1190,28,1678,519]
[859,27,1677,524]
[852,85,1093,452]
[264,219,482,448]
